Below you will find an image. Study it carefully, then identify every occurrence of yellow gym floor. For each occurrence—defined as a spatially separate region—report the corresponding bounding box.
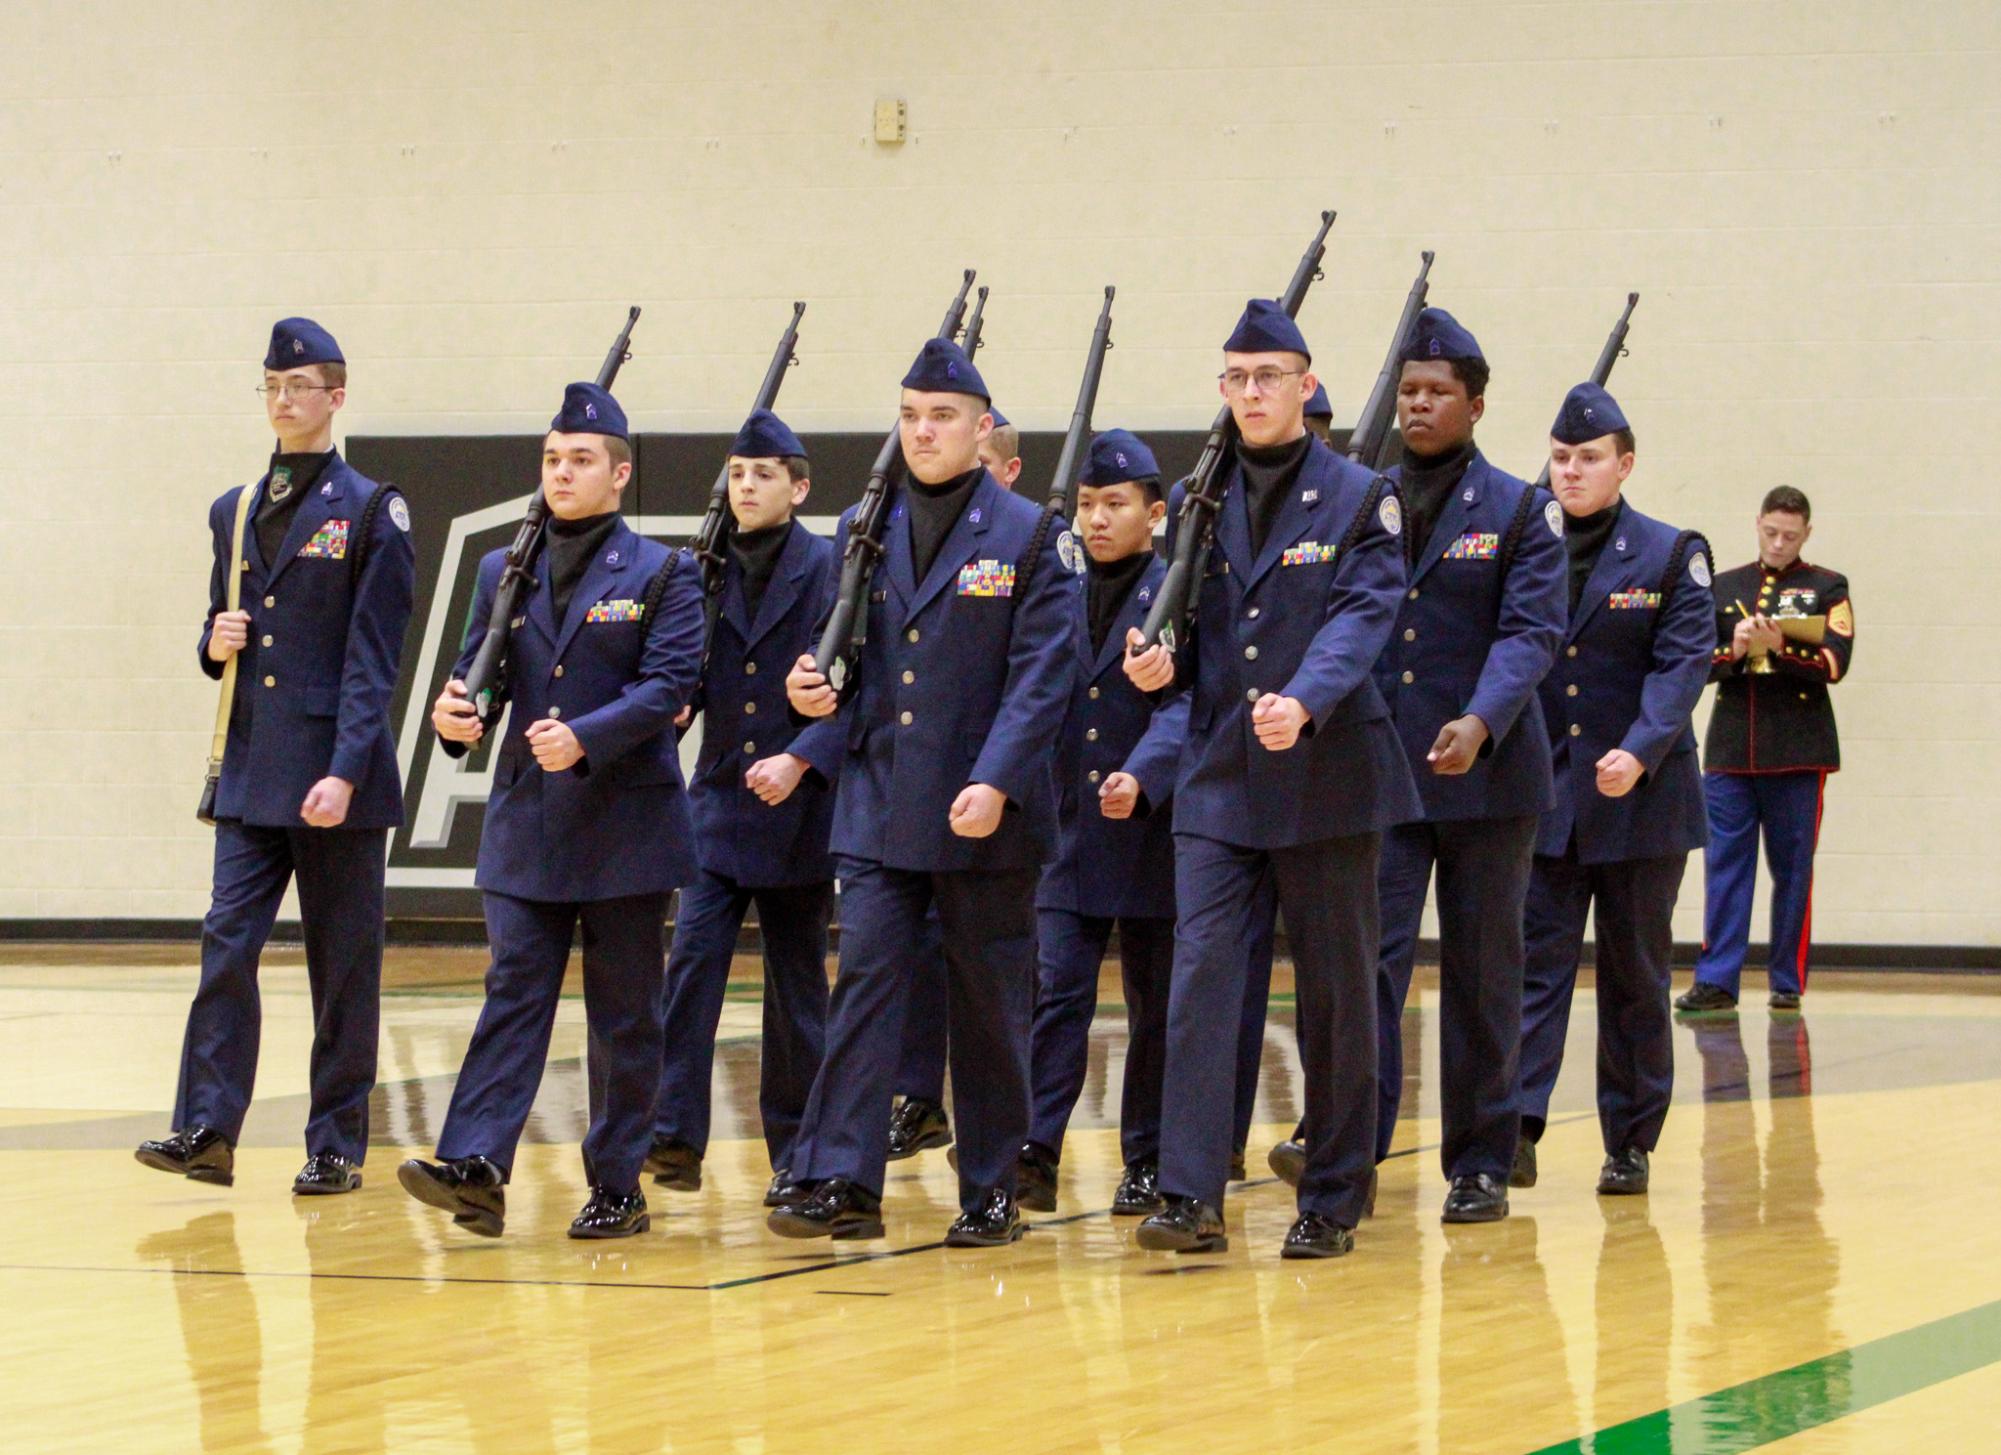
[2,946,1997,1453]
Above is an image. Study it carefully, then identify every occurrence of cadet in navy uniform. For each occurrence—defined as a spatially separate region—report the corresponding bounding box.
[1124,301,1418,1258]
[883,404,1023,1162]
[645,410,841,1206]
[137,318,415,1195]
[1514,385,1714,1195]
[1269,308,1566,1225]
[1017,430,1184,1216]
[1679,486,1854,1013]
[1302,381,1336,444]
[400,383,704,1239]
[776,339,1075,1247]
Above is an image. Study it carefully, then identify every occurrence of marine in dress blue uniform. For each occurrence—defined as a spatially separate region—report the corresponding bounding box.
[1018,431,1185,1216]
[398,383,705,1239]
[1125,301,1419,1258]
[138,318,415,1195]
[770,340,1076,1247]
[1514,385,1715,1195]
[1682,486,1854,1012]
[1363,308,1567,1224]
[645,410,842,1206]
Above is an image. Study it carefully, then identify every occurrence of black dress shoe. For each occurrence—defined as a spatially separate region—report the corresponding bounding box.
[1134,1195,1227,1253]
[643,1136,702,1192]
[1441,1172,1509,1224]
[1016,1143,1058,1213]
[1768,990,1802,1012]
[569,1186,650,1239]
[1229,1148,1248,1182]
[1597,1147,1650,1196]
[945,1187,1025,1247]
[1674,982,1738,1013]
[1281,1212,1354,1260]
[764,1171,810,1208]
[398,1156,506,1236]
[1267,1139,1305,1188]
[293,1152,361,1195]
[766,1177,884,1240]
[886,1098,952,1160]
[135,1126,235,1186]
[1509,1137,1538,1189]
[1112,1160,1163,1217]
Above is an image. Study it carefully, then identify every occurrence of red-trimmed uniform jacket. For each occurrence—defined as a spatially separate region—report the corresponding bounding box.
[1703,558,1854,773]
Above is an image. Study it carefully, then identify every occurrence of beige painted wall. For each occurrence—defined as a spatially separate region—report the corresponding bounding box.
[1,2,1994,946]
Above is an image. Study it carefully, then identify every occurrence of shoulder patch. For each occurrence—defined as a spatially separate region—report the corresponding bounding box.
[1689,551,1711,588]
[1545,499,1563,538]
[1379,494,1403,537]
[1057,529,1082,575]
[388,495,411,533]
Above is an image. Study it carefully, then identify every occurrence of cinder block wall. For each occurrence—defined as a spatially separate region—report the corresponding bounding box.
[1,2,1993,947]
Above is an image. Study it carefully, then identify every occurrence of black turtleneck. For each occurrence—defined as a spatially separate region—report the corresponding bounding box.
[1237,433,1312,556]
[547,510,620,621]
[1086,547,1152,655]
[1399,438,1477,561]
[257,449,334,566]
[1564,500,1623,613]
[906,465,982,581]
[731,520,792,620]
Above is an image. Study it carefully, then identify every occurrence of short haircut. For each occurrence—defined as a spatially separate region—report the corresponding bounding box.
[1613,426,1636,456]
[317,361,347,390]
[781,454,811,483]
[1761,484,1811,520]
[603,435,633,471]
[1447,357,1490,400]
[987,422,1020,462]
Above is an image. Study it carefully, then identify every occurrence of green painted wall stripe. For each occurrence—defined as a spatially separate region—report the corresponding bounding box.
[1530,1298,2001,1455]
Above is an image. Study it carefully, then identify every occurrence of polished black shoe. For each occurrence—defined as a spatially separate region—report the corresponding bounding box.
[1768,990,1802,1012]
[1509,1137,1538,1189]
[945,1187,1025,1247]
[1281,1212,1355,1260]
[1674,982,1738,1013]
[886,1097,952,1160]
[1016,1143,1058,1213]
[1111,1160,1163,1217]
[1229,1148,1248,1182]
[1267,1139,1305,1188]
[643,1136,702,1192]
[569,1186,650,1239]
[293,1152,361,1195]
[1597,1147,1650,1196]
[764,1171,810,1208]
[767,1177,884,1240]
[1441,1172,1509,1224]
[1134,1195,1227,1253]
[397,1156,506,1237]
[135,1126,235,1186]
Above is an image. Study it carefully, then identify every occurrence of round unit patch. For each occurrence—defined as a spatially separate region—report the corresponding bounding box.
[1379,494,1403,537]
[1689,550,1711,588]
[1057,529,1082,574]
[1545,499,1564,538]
[388,496,411,533]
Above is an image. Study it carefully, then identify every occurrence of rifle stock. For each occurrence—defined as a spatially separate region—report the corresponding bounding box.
[1045,286,1117,521]
[1532,292,1639,491]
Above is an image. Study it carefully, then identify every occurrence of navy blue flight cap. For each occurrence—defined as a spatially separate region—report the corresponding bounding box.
[1224,298,1311,363]
[901,337,991,402]
[1400,306,1483,365]
[1551,382,1630,445]
[1304,382,1333,419]
[730,407,806,460]
[265,316,343,370]
[1080,429,1161,490]
[988,405,1010,429]
[551,381,629,440]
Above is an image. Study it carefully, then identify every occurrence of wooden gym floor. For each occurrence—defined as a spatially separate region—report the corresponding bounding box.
[2,945,1999,1453]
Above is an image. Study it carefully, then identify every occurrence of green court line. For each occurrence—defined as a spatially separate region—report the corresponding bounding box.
[1531,1298,2001,1454]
